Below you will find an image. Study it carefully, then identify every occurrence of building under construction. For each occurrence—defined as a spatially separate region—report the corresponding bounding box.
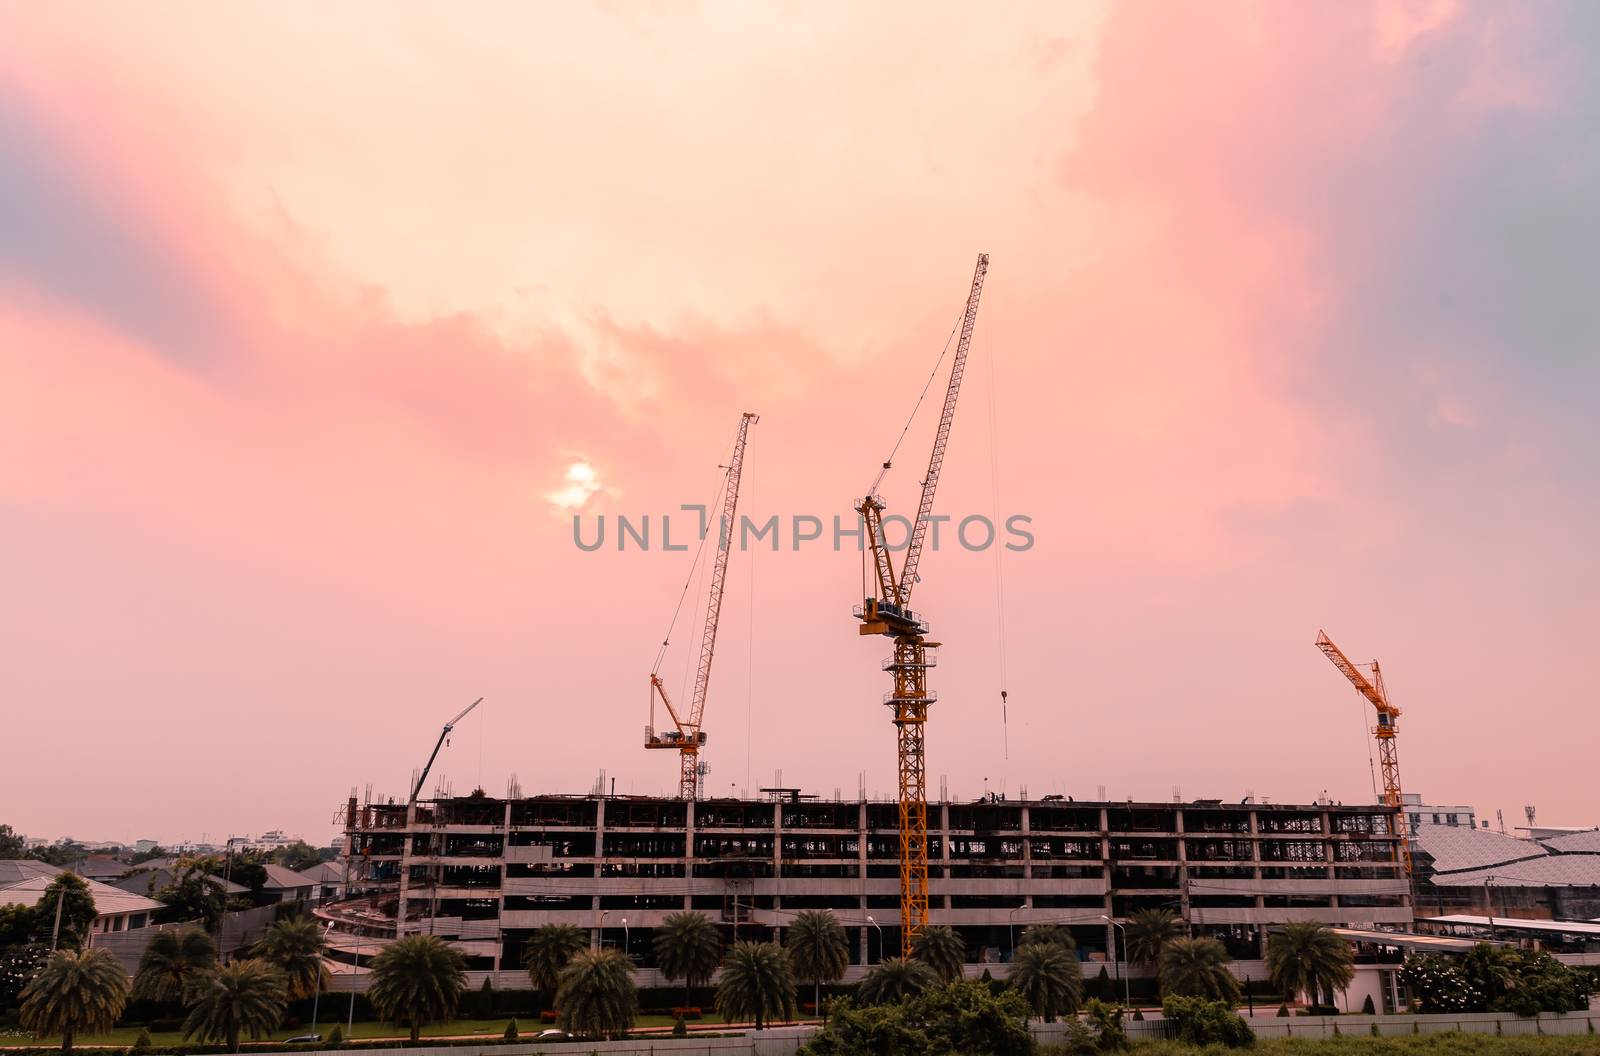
[331,788,1412,974]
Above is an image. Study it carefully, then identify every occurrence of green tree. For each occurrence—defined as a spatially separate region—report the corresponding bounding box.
[1,942,50,1011]
[1266,922,1354,1009]
[716,941,796,1029]
[1084,997,1130,1051]
[1161,994,1254,1047]
[652,912,720,1010]
[1160,937,1240,1002]
[153,858,229,933]
[909,925,966,984]
[801,980,1032,1056]
[0,903,39,947]
[555,947,637,1039]
[182,961,287,1053]
[366,934,466,1043]
[524,924,587,1010]
[1456,943,1589,1015]
[252,918,328,1000]
[34,874,97,951]
[1125,908,1183,968]
[1008,940,1083,1022]
[19,948,131,1054]
[129,846,167,866]
[271,842,323,872]
[0,824,27,859]
[132,926,216,1002]
[858,957,937,1006]
[785,910,849,1016]
[1018,923,1076,954]
[215,857,266,898]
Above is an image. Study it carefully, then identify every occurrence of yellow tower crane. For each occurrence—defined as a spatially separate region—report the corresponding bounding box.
[856,253,988,956]
[647,412,758,799]
[1315,630,1413,875]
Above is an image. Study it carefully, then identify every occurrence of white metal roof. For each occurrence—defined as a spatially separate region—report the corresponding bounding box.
[1418,914,1600,937]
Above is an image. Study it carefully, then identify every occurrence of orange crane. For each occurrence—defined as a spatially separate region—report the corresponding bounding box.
[1315,630,1413,875]
[647,412,758,799]
[856,254,988,956]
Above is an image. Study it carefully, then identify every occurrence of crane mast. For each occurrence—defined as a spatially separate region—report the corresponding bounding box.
[648,412,759,799]
[856,254,988,956]
[1316,630,1413,876]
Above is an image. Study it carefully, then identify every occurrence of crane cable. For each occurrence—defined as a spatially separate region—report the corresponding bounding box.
[984,286,1011,760]
[651,433,739,679]
[870,305,967,496]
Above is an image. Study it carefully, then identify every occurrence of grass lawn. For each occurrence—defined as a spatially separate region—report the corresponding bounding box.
[2,1012,821,1048]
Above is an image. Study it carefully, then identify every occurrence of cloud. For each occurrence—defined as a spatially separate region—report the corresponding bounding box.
[545,460,604,512]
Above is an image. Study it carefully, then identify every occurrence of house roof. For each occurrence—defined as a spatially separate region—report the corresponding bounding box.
[1414,821,1600,888]
[0,860,62,886]
[0,875,163,918]
[77,857,130,880]
[295,861,344,882]
[1541,829,1600,854]
[259,863,315,890]
[110,867,248,897]
[1413,826,1546,873]
[1431,855,1600,888]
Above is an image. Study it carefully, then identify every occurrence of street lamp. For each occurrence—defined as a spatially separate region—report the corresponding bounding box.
[310,921,334,1034]
[1098,915,1131,1006]
[866,916,883,964]
[1484,876,1497,940]
[621,917,630,959]
[596,910,609,950]
[1008,904,1028,961]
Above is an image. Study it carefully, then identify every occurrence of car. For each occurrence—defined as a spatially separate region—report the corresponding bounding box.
[284,1034,322,1044]
[534,1029,572,1041]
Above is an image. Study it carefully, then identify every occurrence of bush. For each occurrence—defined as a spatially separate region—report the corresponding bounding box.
[1361,994,1376,1015]
[1083,999,1128,1051]
[539,1010,557,1023]
[671,1016,687,1037]
[1040,1019,1099,1056]
[671,1006,703,1020]
[800,980,1032,1056]
[1161,995,1255,1048]
[503,1018,518,1040]
[326,1026,343,1048]
[1276,1004,1289,1017]
[132,1029,153,1052]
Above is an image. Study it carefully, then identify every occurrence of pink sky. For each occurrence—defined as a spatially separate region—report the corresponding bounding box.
[3,2,1596,845]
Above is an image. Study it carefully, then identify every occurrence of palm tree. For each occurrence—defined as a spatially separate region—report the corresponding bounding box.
[910,925,966,984]
[1266,922,1354,1009]
[181,961,287,1054]
[716,942,796,1029]
[1159,937,1239,1002]
[1018,923,1076,954]
[857,957,937,1006]
[1008,941,1083,1022]
[132,927,216,1003]
[252,918,328,1000]
[555,948,637,1039]
[524,923,587,1011]
[1125,908,1183,969]
[366,934,467,1042]
[784,910,849,1016]
[19,948,131,1053]
[652,912,720,1010]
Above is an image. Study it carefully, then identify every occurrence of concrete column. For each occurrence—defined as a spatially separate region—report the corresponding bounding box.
[773,799,784,916]
[1250,808,1266,957]
[684,800,696,912]
[592,796,607,945]
[493,799,511,971]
